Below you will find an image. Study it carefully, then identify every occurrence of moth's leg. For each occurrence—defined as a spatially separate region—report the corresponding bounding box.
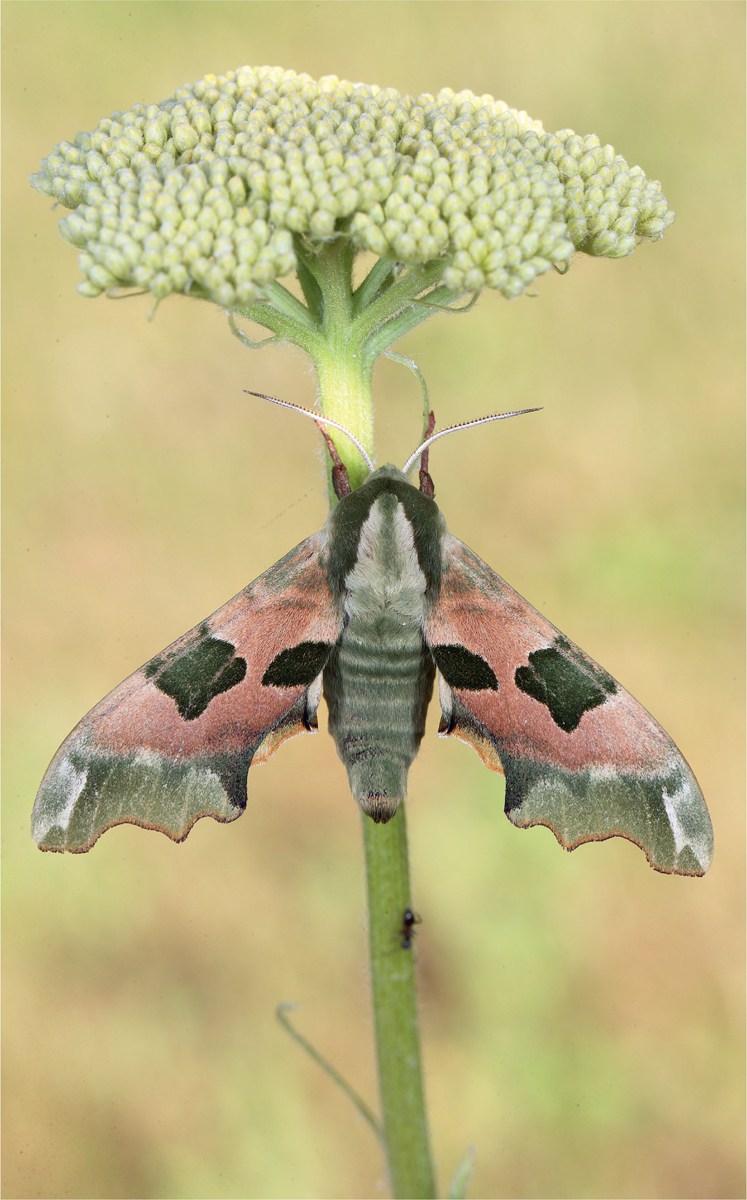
[315,421,352,498]
[419,410,436,498]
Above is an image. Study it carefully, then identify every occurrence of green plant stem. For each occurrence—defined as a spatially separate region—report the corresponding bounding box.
[363,805,436,1199]
[230,239,441,1193]
[272,239,436,1194]
[313,346,374,492]
[275,1004,384,1142]
[310,239,373,492]
[228,243,467,497]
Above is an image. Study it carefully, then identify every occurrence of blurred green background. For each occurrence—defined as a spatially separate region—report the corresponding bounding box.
[3,3,744,1197]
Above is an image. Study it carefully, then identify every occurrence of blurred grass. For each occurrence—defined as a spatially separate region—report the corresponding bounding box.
[3,3,744,1198]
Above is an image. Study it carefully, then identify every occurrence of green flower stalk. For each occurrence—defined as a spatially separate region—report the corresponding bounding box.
[31,66,676,1199]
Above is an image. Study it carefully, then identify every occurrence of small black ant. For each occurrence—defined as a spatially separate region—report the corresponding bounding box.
[400,907,422,949]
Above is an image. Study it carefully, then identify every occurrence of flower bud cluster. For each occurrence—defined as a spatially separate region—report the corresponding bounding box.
[31,66,674,304]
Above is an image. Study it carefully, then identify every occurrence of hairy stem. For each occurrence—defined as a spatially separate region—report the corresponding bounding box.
[313,347,374,493]
[363,807,436,1199]
[301,238,436,1194]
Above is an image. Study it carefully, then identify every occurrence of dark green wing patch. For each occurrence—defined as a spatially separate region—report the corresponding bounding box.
[432,644,498,691]
[145,623,247,720]
[262,640,333,688]
[514,635,617,732]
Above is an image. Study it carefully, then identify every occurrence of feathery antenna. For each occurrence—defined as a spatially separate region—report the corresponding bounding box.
[400,408,542,476]
[246,390,540,484]
[244,391,375,473]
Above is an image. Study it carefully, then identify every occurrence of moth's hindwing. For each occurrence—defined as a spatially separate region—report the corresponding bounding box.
[32,532,343,852]
[426,534,713,876]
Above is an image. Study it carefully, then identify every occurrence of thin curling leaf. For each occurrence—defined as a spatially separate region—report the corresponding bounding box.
[31,67,675,306]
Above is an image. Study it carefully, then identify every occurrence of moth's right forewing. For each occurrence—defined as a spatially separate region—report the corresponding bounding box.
[425,533,713,876]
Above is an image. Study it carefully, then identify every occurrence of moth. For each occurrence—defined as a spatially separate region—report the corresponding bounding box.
[32,398,713,876]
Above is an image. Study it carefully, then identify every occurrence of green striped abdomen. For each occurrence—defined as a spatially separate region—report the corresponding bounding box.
[323,610,435,822]
[323,486,439,823]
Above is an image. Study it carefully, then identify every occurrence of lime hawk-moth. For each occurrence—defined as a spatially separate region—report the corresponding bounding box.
[32,403,713,876]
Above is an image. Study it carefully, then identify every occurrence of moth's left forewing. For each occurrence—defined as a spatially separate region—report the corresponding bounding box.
[33,532,343,852]
[425,533,713,876]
